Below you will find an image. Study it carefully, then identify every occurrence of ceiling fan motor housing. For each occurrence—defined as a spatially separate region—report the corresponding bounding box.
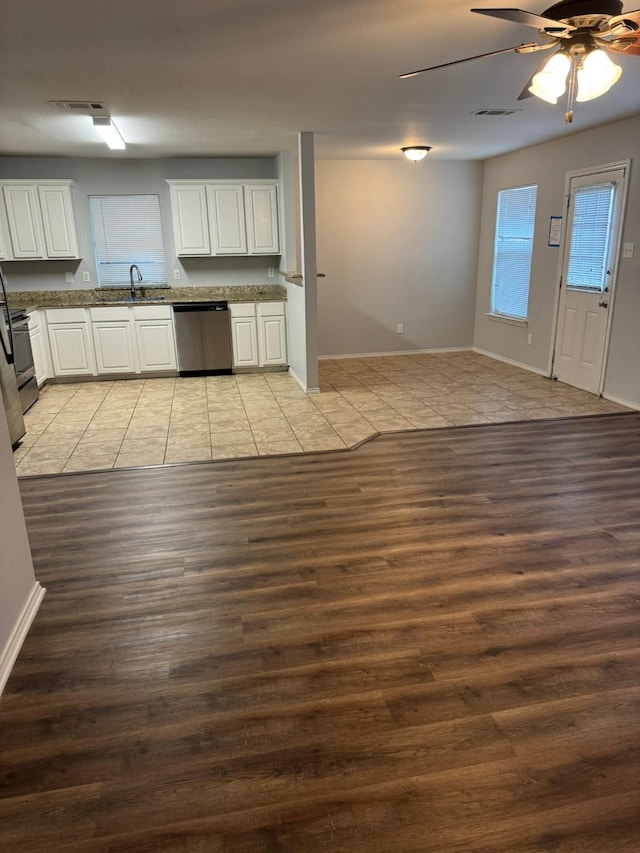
[543,0,623,21]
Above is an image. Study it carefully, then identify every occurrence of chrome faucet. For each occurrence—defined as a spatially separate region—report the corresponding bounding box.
[129,264,143,299]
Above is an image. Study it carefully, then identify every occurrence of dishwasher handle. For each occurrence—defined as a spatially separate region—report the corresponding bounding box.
[172,301,228,312]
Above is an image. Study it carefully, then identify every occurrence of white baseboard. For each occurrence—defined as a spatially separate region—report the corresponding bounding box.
[601,391,640,411]
[472,347,548,377]
[0,582,46,697]
[319,346,472,360]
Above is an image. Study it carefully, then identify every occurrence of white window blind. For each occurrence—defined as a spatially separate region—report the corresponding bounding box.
[89,194,167,287]
[491,184,537,320]
[566,183,615,291]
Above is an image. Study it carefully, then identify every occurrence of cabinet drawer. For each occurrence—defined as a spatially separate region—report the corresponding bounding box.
[132,304,172,320]
[229,302,256,318]
[45,307,87,323]
[89,305,130,322]
[257,301,285,317]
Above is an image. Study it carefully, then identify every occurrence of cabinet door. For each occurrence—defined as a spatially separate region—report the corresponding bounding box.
[0,216,9,260]
[258,315,287,366]
[48,324,95,376]
[230,316,259,367]
[92,322,136,374]
[244,184,280,254]
[2,185,45,258]
[169,185,211,255]
[38,185,80,258]
[206,185,247,255]
[136,320,177,371]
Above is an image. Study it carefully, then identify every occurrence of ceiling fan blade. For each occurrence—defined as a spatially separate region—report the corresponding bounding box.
[605,34,640,55]
[399,42,538,78]
[516,51,554,100]
[471,7,576,31]
[607,9,640,32]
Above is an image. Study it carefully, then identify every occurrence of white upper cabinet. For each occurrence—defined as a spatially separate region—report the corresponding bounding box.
[169,184,211,256]
[244,184,280,254]
[206,184,247,255]
[1,181,81,260]
[2,185,45,258]
[167,180,280,257]
[38,185,80,258]
[0,215,8,260]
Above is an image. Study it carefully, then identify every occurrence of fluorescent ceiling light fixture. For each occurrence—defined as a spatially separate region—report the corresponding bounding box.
[401,146,431,162]
[92,116,126,150]
[529,51,571,104]
[576,49,622,102]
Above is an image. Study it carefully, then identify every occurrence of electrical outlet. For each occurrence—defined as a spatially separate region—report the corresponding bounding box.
[173,268,181,280]
[268,267,275,278]
[65,272,74,284]
[622,242,635,259]
[527,333,533,345]
[82,271,91,282]
[397,323,404,334]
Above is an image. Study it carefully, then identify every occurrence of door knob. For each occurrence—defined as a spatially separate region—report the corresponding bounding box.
[598,300,608,308]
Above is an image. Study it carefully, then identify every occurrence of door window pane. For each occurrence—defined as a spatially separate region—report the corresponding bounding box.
[566,183,615,291]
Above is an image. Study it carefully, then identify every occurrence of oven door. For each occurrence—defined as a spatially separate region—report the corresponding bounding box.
[11,315,36,387]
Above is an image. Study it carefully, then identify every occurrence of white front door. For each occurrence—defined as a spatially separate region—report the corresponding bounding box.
[553,166,627,394]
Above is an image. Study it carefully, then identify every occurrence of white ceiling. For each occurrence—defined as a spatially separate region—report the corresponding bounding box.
[1,0,639,160]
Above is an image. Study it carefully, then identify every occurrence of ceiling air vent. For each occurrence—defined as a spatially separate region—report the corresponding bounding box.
[49,100,106,114]
[472,108,520,116]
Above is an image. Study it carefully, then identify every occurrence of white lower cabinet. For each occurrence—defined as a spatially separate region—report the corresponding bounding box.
[230,301,287,369]
[27,311,50,386]
[133,305,177,371]
[43,304,177,378]
[230,303,259,368]
[47,319,96,377]
[257,302,287,366]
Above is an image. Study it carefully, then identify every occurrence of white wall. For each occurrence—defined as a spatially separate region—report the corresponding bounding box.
[0,156,280,292]
[315,160,483,357]
[473,115,640,405]
[0,405,43,695]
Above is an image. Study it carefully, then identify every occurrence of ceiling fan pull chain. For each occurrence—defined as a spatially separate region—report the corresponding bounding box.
[564,56,578,123]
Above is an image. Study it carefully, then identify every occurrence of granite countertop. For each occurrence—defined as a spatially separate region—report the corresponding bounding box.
[9,284,287,310]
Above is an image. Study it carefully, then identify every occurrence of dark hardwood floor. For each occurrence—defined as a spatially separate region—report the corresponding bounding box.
[2,413,640,851]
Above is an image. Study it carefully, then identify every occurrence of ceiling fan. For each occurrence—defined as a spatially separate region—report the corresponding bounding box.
[400,1,640,123]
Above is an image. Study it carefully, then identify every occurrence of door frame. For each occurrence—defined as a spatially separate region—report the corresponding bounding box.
[547,159,631,394]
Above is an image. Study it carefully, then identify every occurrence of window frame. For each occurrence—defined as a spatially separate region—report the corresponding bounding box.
[489,183,538,322]
[88,193,168,288]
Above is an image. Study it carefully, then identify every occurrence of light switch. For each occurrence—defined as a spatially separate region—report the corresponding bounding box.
[623,242,635,259]
[65,271,73,283]
[82,271,91,282]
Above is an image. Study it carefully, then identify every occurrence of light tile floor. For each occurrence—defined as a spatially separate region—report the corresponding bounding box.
[13,351,630,476]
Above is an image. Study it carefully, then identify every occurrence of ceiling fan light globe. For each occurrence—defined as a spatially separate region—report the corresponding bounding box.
[529,51,571,104]
[576,49,622,102]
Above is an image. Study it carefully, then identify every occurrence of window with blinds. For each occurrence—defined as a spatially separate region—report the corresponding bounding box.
[566,183,616,291]
[490,184,537,320]
[89,194,167,287]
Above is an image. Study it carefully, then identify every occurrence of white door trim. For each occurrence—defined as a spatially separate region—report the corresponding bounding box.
[547,159,631,394]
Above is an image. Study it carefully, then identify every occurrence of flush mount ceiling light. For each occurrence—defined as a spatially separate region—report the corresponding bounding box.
[92,116,126,150]
[401,146,431,162]
[400,1,640,124]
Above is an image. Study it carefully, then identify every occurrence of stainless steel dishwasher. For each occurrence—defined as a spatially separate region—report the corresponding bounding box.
[173,301,233,376]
